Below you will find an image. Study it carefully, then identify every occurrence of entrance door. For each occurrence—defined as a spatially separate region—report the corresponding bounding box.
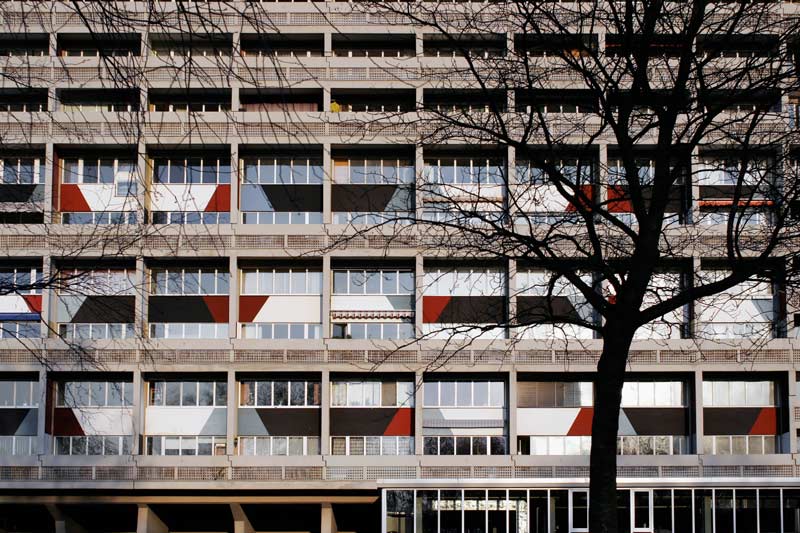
[568,490,589,533]
[631,490,654,533]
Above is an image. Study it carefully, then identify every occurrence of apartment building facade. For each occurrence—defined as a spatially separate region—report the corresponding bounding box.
[0,2,799,533]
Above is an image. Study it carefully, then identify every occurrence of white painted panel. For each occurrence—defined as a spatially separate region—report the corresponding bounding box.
[77,184,137,211]
[144,406,226,434]
[74,408,134,435]
[516,407,580,435]
[0,295,34,314]
[426,408,506,421]
[254,295,322,323]
[150,184,217,211]
[331,295,400,312]
[514,186,570,212]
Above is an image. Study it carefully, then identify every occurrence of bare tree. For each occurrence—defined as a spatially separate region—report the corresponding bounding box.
[318,1,800,531]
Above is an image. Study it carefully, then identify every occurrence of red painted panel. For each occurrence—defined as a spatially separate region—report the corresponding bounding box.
[567,407,594,436]
[749,407,777,435]
[205,184,231,212]
[422,296,451,323]
[202,296,230,323]
[607,185,631,213]
[22,295,42,314]
[383,408,414,436]
[59,184,91,212]
[52,408,85,436]
[239,295,269,322]
[564,184,594,212]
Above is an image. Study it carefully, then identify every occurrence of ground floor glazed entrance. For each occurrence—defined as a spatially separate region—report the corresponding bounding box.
[383,487,800,533]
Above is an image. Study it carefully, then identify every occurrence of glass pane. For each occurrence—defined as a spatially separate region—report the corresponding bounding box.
[440,490,462,533]
[290,381,306,406]
[617,490,630,533]
[551,491,568,533]
[257,381,272,406]
[735,489,757,533]
[464,490,486,533]
[181,382,197,406]
[758,489,780,533]
[165,382,181,406]
[572,491,588,529]
[273,381,288,406]
[633,491,650,529]
[440,382,455,406]
[417,491,438,533]
[457,381,472,406]
[387,490,414,533]
[198,382,214,406]
[714,490,733,533]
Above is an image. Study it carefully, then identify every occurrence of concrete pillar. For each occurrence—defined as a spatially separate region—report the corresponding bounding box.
[46,505,86,533]
[40,257,52,339]
[694,370,705,455]
[414,255,424,338]
[415,31,423,57]
[230,143,239,224]
[690,146,701,225]
[324,33,332,57]
[324,87,332,113]
[414,369,424,455]
[136,141,147,224]
[414,144,424,223]
[787,370,797,454]
[322,255,332,337]
[227,369,237,455]
[230,504,254,533]
[43,142,54,222]
[136,505,168,533]
[321,369,331,455]
[321,503,338,533]
[323,143,332,223]
[228,255,238,339]
[36,369,48,455]
[135,256,146,339]
[132,369,143,455]
[507,258,517,341]
[508,369,518,455]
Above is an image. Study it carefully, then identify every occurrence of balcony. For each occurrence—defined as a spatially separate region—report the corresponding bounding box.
[57,33,141,57]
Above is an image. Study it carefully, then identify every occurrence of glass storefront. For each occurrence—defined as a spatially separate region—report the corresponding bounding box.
[384,488,800,533]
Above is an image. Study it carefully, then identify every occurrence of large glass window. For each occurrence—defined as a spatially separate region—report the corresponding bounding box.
[151,268,229,295]
[423,380,505,407]
[239,380,320,407]
[149,381,226,406]
[243,157,323,184]
[0,380,39,407]
[57,381,132,407]
[241,268,322,295]
[702,380,775,406]
[153,157,230,184]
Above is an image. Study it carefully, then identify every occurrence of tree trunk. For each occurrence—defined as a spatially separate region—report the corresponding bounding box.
[589,322,636,533]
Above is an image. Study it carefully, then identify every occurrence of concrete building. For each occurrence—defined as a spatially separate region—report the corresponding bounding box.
[0,2,799,532]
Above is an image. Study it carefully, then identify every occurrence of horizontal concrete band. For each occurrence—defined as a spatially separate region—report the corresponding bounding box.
[0,495,378,504]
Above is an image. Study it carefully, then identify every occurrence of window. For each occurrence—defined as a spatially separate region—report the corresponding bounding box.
[0,267,42,294]
[243,157,323,184]
[621,381,684,407]
[516,158,595,185]
[62,211,138,225]
[703,435,778,455]
[149,323,228,339]
[333,158,414,184]
[0,322,40,339]
[151,268,229,295]
[0,435,37,456]
[149,381,227,407]
[151,212,231,225]
[61,158,136,187]
[152,157,231,184]
[423,436,507,455]
[331,322,415,340]
[423,267,505,297]
[702,380,775,406]
[57,381,133,407]
[58,269,135,296]
[239,380,321,407]
[241,322,322,340]
[0,380,39,407]
[330,436,414,456]
[241,211,323,225]
[241,268,322,295]
[1,157,43,184]
[423,158,504,185]
[423,381,505,407]
[518,382,593,408]
[146,435,226,456]
[237,436,320,456]
[55,435,132,456]
[330,381,415,407]
[332,269,414,295]
[58,323,136,340]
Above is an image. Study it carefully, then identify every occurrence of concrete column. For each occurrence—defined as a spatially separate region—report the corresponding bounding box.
[323,143,332,223]
[415,31,423,57]
[689,146,701,225]
[231,87,240,113]
[324,33,332,57]
[46,505,86,533]
[226,369,236,455]
[508,370,518,455]
[787,370,797,454]
[414,255,424,338]
[41,257,53,339]
[43,143,54,222]
[414,144,424,222]
[322,255,332,337]
[694,370,705,455]
[230,143,239,224]
[414,369,424,455]
[324,87,332,113]
[321,503,338,533]
[507,258,517,341]
[36,369,48,455]
[230,504,254,533]
[136,505,168,533]
[135,256,146,339]
[321,369,331,455]
[136,141,147,224]
[132,369,143,455]
[228,255,238,339]
[597,142,609,209]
